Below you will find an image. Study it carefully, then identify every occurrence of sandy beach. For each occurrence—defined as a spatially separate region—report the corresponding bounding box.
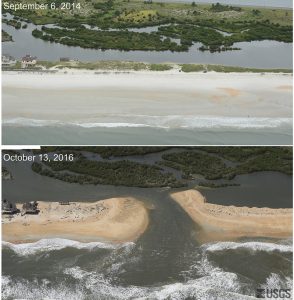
[2,197,149,244]
[3,70,292,145]
[171,190,293,243]
[2,71,292,123]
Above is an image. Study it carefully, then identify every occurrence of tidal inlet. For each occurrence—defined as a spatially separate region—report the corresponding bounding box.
[2,0,293,145]
[2,146,293,299]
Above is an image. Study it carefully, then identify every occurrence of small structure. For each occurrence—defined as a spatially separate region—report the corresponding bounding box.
[2,199,18,214]
[2,54,16,66]
[21,55,37,68]
[21,201,39,215]
[60,57,70,62]
[59,201,70,205]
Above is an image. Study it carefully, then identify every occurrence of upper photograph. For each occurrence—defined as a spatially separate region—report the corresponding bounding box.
[2,0,293,145]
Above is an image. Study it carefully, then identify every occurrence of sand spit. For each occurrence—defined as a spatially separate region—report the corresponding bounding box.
[171,190,292,243]
[2,198,149,244]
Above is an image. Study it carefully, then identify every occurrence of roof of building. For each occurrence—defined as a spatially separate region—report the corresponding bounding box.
[2,54,15,60]
[22,55,37,62]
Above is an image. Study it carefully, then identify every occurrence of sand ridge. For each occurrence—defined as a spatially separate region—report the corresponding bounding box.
[2,197,149,244]
[171,190,292,243]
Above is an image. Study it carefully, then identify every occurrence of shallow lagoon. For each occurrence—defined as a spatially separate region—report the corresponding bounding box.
[2,20,293,68]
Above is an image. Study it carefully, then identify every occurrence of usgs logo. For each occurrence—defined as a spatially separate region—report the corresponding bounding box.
[256,288,291,299]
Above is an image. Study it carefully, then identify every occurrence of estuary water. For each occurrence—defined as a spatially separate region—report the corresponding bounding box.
[2,20,293,68]
[161,0,293,9]
[2,150,293,299]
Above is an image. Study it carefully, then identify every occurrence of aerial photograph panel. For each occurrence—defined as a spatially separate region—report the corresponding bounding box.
[2,146,293,299]
[2,0,293,145]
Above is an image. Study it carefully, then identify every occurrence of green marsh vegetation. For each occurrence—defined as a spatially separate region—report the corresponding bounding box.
[197,182,240,188]
[31,147,292,188]
[2,30,13,42]
[32,159,183,188]
[160,147,293,180]
[32,26,185,51]
[34,146,170,158]
[2,18,22,29]
[3,0,292,52]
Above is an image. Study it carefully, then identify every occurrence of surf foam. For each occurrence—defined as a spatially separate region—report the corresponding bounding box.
[203,241,293,254]
[3,116,292,129]
[2,238,134,256]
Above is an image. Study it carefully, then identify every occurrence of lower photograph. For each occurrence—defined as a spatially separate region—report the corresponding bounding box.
[2,146,293,300]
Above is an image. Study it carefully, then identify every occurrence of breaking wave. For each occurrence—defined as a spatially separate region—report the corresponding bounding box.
[202,240,293,254]
[261,273,293,291]
[3,116,292,129]
[2,239,291,300]
[2,238,135,256]
[2,269,255,300]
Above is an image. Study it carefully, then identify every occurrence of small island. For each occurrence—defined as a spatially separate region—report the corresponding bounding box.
[2,30,13,42]
[2,166,13,180]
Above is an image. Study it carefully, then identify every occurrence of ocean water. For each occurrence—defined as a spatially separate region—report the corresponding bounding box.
[2,237,292,300]
[2,123,292,145]
[2,150,292,299]
[2,187,293,299]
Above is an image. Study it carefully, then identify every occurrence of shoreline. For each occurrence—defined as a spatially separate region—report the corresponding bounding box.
[3,71,292,121]
[171,190,293,243]
[2,198,149,244]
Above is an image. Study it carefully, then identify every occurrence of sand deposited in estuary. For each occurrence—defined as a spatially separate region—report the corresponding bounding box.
[171,190,292,243]
[2,197,149,244]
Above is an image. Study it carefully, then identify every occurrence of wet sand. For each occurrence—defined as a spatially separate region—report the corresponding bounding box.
[2,197,149,244]
[171,190,292,243]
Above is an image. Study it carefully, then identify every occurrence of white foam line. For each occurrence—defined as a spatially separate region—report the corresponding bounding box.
[2,117,292,129]
[2,238,134,256]
[203,241,292,253]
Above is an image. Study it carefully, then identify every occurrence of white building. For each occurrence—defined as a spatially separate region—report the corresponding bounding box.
[2,54,16,66]
[21,54,37,68]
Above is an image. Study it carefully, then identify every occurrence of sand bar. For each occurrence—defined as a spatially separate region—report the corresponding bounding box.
[2,71,292,123]
[171,190,292,243]
[2,197,149,244]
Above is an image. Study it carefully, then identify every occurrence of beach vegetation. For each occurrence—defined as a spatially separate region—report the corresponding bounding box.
[180,64,292,73]
[149,64,173,71]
